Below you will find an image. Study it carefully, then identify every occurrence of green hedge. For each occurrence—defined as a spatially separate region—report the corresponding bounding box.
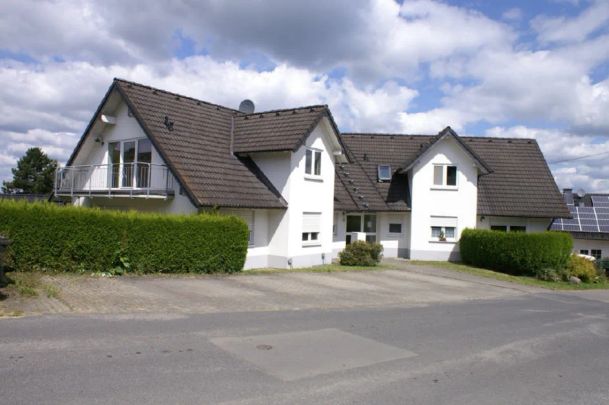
[0,200,248,273]
[460,229,573,275]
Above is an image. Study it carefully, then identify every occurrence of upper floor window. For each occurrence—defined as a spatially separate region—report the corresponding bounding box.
[433,164,457,187]
[305,148,322,176]
[378,165,391,181]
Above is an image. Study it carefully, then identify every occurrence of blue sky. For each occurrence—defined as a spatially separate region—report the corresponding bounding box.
[1,0,608,192]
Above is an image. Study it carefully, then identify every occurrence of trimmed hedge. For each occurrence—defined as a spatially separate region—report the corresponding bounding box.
[460,229,573,275]
[0,200,248,273]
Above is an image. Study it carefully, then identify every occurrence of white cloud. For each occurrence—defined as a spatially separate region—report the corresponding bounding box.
[532,0,609,44]
[486,125,609,192]
[502,8,523,21]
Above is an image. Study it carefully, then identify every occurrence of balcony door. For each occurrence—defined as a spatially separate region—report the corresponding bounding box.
[108,139,152,189]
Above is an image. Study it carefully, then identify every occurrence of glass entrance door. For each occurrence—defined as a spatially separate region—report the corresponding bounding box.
[345,214,377,243]
[108,139,151,189]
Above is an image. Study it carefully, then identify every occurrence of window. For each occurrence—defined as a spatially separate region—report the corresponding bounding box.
[491,225,526,232]
[389,223,402,233]
[108,138,152,189]
[430,216,457,241]
[580,249,589,255]
[591,249,602,260]
[431,226,456,240]
[432,165,458,187]
[345,214,377,243]
[302,212,321,246]
[305,148,322,176]
[378,165,391,181]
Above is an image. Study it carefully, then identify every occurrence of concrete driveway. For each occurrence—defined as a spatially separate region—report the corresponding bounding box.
[2,261,536,316]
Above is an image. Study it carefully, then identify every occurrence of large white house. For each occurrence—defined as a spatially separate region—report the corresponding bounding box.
[55,79,570,269]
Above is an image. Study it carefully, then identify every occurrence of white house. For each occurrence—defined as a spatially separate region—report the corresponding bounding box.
[551,190,609,260]
[56,79,570,269]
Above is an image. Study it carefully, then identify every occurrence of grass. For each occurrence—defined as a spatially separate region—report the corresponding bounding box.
[242,262,390,275]
[2,272,62,298]
[410,260,609,290]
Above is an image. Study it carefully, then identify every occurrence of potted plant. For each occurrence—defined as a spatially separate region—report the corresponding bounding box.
[438,229,446,242]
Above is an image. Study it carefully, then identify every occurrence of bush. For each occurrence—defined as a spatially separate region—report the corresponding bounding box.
[566,255,600,283]
[460,229,572,276]
[0,200,248,273]
[339,241,383,266]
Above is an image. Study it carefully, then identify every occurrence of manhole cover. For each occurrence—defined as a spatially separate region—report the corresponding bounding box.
[256,344,273,351]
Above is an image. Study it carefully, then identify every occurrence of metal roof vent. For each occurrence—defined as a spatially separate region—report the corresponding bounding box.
[238,99,255,114]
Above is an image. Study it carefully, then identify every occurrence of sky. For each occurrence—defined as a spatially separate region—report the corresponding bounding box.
[0,0,608,193]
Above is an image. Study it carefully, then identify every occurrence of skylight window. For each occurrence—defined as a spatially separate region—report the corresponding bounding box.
[378,165,391,181]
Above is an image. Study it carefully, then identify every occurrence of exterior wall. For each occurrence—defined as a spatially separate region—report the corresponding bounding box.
[221,208,271,269]
[476,216,551,232]
[572,238,609,258]
[409,136,479,261]
[69,100,197,215]
[251,119,337,268]
[378,212,411,258]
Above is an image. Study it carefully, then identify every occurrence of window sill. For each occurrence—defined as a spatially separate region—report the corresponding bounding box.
[304,175,323,182]
[302,243,321,248]
[430,186,458,191]
[428,240,457,244]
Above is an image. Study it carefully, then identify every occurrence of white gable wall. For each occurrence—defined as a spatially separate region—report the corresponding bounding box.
[70,100,197,215]
[409,136,479,260]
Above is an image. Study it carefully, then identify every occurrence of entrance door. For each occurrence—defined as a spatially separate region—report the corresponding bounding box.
[345,214,377,243]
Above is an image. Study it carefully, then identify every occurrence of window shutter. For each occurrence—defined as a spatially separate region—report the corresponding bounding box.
[433,165,443,185]
[430,216,457,227]
[303,212,321,233]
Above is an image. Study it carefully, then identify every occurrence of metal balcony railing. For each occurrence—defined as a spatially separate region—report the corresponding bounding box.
[54,163,174,198]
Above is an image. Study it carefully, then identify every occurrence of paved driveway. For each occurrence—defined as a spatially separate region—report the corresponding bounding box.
[2,261,537,316]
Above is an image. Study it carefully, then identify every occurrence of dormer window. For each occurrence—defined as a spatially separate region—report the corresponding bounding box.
[305,148,322,176]
[377,165,391,181]
[433,164,458,187]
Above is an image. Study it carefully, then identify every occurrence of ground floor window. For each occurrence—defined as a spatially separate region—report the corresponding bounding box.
[491,225,526,232]
[580,249,589,255]
[591,249,602,260]
[345,213,376,243]
[389,223,402,234]
[431,226,455,241]
[302,212,321,246]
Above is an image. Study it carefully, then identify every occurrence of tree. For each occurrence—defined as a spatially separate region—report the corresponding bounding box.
[2,148,58,194]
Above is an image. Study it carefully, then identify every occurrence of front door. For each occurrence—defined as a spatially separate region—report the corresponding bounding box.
[108,139,152,189]
[345,214,377,243]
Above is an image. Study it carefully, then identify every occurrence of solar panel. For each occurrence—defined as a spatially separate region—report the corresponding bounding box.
[600,225,609,232]
[563,225,582,231]
[591,195,609,204]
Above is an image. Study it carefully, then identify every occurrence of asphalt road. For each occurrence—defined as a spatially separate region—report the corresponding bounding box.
[2,290,609,404]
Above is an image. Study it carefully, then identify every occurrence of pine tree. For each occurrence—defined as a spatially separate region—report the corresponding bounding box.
[2,148,58,194]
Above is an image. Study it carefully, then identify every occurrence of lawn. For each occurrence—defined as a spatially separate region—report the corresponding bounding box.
[410,260,609,290]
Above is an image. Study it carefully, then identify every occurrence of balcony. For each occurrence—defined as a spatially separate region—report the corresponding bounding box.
[55,163,174,198]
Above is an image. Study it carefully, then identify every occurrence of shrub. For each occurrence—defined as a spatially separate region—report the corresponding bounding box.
[460,229,573,276]
[566,255,600,283]
[0,200,248,273]
[339,241,383,266]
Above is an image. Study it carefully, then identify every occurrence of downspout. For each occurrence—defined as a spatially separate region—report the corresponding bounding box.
[230,113,235,158]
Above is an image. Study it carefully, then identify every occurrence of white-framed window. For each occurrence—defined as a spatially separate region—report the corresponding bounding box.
[591,249,602,260]
[433,164,458,188]
[430,216,457,242]
[491,225,526,232]
[345,213,377,243]
[378,165,391,181]
[302,212,321,246]
[305,148,322,176]
[108,138,152,189]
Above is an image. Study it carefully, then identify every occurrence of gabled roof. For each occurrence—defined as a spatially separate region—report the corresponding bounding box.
[233,105,344,154]
[336,132,569,218]
[400,127,492,175]
[70,79,290,209]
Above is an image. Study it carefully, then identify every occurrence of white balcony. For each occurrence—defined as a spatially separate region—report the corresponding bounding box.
[55,163,174,198]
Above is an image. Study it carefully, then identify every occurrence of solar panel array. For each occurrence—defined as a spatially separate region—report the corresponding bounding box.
[551,195,609,233]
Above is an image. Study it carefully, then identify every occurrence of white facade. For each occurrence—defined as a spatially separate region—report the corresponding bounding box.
[571,238,609,260]
[63,93,560,269]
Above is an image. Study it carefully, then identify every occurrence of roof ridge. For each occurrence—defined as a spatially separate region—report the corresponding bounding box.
[342,132,433,137]
[113,77,241,113]
[241,104,328,117]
